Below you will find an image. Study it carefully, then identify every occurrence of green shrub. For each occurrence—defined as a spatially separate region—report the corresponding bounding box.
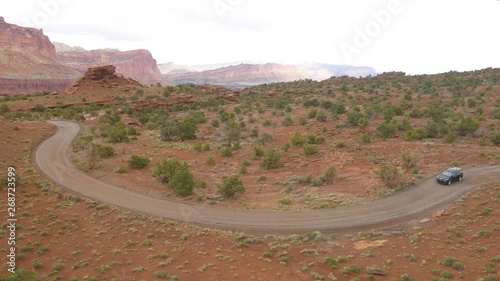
[322,165,337,184]
[253,142,265,157]
[291,132,306,147]
[279,197,292,205]
[260,148,283,170]
[303,144,318,156]
[377,122,397,139]
[0,104,10,115]
[127,127,138,136]
[108,123,129,143]
[378,164,401,188]
[361,134,371,144]
[127,155,149,170]
[221,147,233,157]
[153,158,188,183]
[490,132,500,145]
[316,111,328,122]
[281,116,293,126]
[444,133,456,143]
[169,169,194,197]
[91,143,115,158]
[346,111,369,128]
[205,156,215,165]
[455,117,479,136]
[217,176,245,198]
[404,128,429,141]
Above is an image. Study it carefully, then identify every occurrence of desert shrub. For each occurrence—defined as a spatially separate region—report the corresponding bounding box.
[0,269,48,280]
[378,164,401,188]
[128,155,149,170]
[321,100,333,109]
[193,142,203,152]
[260,148,283,170]
[316,111,328,122]
[0,104,10,115]
[493,108,500,120]
[211,119,220,128]
[153,158,188,183]
[205,156,215,165]
[253,142,265,157]
[455,117,479,136]
[160,119,197,141]
[490,132,500,145]
[334,141,347,148]
[361,134,371,144]
[259,133,273,143]
[308,109,318,119]
[322,165,337,184]
[291,132,306,147]
[108,123,129,143]
[169,168,194,197]
[127,127,138,136]
[426,121,450,138]
[377,122,398,139]
[303,144,318,156]
[279,197,292,205]
[307,135,323,144]
[282,142,291,151]
[281,116,293,126]
[263,120,274,126]
[444,133,456,143]
[404,128,429,141]
[331,102,346,114]
[217,176,245,198]
[346,110,369,128]
[224,120,241,149]
[221,147,233,157]
[399,152,417,169]
[33,104,45,112]
[91,143,115,158]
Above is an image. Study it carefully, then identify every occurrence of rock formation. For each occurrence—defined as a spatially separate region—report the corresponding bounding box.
[0,17,80,95]
[54,43,165,86]
[64,65,142,95]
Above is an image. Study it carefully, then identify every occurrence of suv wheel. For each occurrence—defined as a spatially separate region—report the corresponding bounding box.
[458,176,462,181]
[447,180,451,185]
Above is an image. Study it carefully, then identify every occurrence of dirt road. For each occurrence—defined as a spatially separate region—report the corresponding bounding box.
[33,121,500,234]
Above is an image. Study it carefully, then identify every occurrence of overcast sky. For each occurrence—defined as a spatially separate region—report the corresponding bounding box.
[1,0,499,74]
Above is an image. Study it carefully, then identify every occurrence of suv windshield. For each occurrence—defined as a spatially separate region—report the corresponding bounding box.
[442,171,452,177]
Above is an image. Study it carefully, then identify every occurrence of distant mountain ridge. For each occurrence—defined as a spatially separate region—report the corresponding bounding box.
[161,62,377,87]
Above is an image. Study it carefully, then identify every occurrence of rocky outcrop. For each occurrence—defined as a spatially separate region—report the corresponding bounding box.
[0,17,80,95]
[55,43,165,86]
[163,63,377,87]
[64,65,142,96]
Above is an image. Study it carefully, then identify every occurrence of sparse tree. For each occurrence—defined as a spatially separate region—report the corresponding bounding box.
[260,148,283,170]
[217,176,245,198]
[169,169,194,197]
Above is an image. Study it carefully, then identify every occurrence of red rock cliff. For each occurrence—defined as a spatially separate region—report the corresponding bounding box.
[55,43,165,86]
[0,17,80,94]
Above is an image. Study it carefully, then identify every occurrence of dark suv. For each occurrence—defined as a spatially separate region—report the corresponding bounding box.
[436,167,463,185]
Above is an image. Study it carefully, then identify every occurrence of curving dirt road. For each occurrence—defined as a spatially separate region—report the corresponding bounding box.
[33,121,500,234]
